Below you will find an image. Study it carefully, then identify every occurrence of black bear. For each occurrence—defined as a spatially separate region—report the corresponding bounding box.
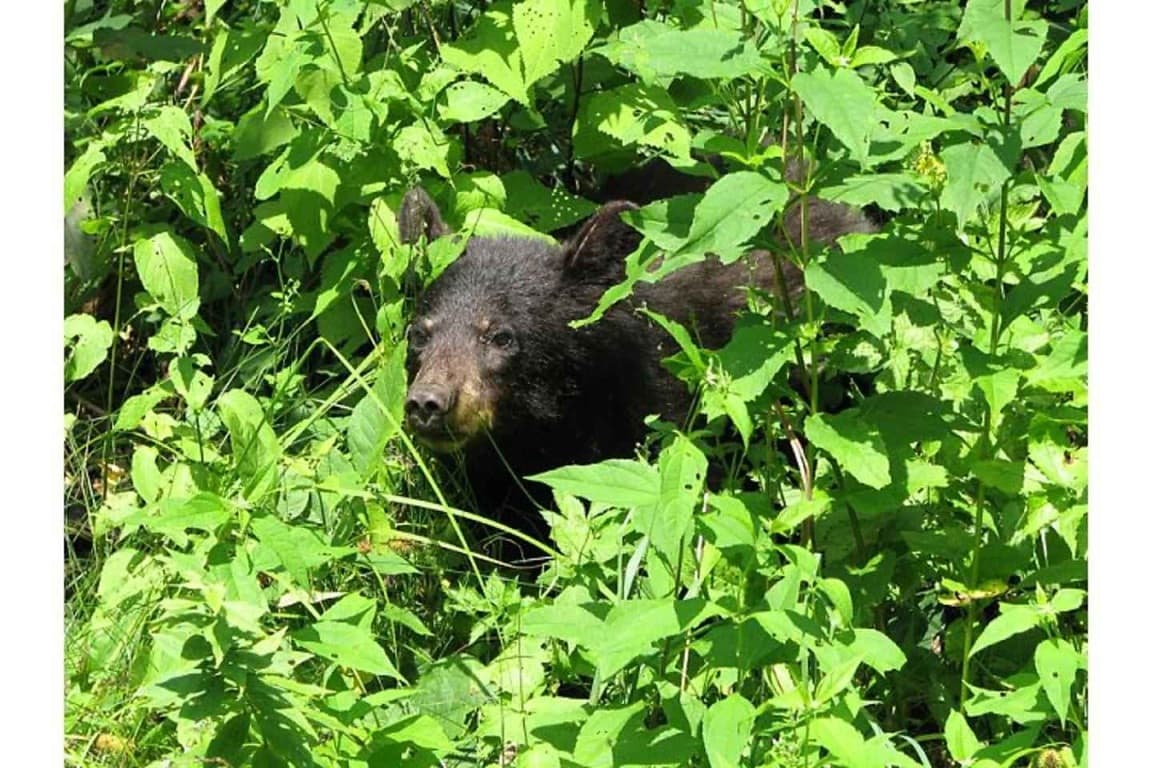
[396,185,872,544]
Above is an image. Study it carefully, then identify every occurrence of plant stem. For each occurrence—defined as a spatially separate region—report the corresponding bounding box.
[959,0,1015,708]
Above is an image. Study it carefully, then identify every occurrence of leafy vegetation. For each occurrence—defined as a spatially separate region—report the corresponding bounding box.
[64,0,1087,765]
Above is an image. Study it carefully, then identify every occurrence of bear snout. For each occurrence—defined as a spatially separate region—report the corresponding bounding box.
[405,383,456,435]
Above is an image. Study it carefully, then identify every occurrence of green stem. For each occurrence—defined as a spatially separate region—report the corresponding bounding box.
[960,0,1014,708]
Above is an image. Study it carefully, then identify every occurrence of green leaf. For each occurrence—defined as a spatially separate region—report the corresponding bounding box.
[575,83,692,161]
[678,172,789,260]
[251,514,353,586]
[713,317,794,400]
[944,710,982,762]
[792,66,878,165]
[294,620,403,679]
[1035,638,1079,727]
[64,141,105,214]
[64,313,114,384]
[847,628,907,674]
[627,172,788,260]
[217,390,280,501]
[442,5,530,104]
[142,106,198,170]
[520,601,607,648]
[438,80,510,124]
[394,120,455,178]
[969,603,1039,656]
[503,170,597,232]
[959,0,1048,86]
[135,492,232,547]
[513,0,598,87]
[939,141,1013,228]
[806,250,890,338]
[589,598,716,678]
[822,173,928,212]
[530,458,660,508]
[347,350,406,476]
[809,718,869,768]
[890,61,916,96]
[133,232,201,319]
[130,446,163,505]
[232,105,299,160]
[169,357,213,412]
[806,411,891,489]
[702,695,756,768]
[159,162,228,241]
[597,22,765,83]
[639,435,707,563]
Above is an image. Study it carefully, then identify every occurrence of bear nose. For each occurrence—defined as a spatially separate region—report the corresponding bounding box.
[405,384,454,430]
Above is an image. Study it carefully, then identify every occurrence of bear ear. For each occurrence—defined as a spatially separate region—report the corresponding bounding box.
[398,187,451,244]
[560,201,642,275]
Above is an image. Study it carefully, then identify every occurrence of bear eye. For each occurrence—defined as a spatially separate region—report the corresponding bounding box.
[408,325,430,350]
[488,330,515,349]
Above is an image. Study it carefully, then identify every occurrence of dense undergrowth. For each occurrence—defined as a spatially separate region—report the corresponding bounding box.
[64,0,1087,765]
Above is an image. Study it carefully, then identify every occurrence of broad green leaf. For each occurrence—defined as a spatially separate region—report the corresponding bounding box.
[64,141,105,214]
[847,628,907,674]
[232,105,298,160]
[792,67,878,165]
[142,105,198,170]
[347,350,406,475]
[822,173,928,212]
[959,0,1048,86]
[130,446,163,505]
[251,514,353,586]
[442,5,530,104]
[133,232,201,319]
[597,22,765,83]
[1027,328,1086,395]
[965,675,1047,724]
[575,83,692,161]
[394,120,454,178]
[713,317,793,400]
[806,250,890,338]
[806,411,891,489]
[530,458,660,508]
[513,0,597,87]
[589,598,716,678]
[890,61,916,96]
[1035,638,1079,727]
[217,389,280,501]
[294,620,402,679]
[438,80,510,124]
[63,313,114,384]
[462,207,553,241]
[640,436,707,563]
[939,141,1013,227]
[626,172,788,260]
[676,172,789,260]
[503,170,597,232]
[169,357,213,412]
[115,387,169,432]
[945,710,982,762]
[969,603,1039,656]
[809,717,869,768]
[254,11,310,113]
[520,602,606,648]
[702,695,756,768]
[159,162,228,241]
[133,492,232,547]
